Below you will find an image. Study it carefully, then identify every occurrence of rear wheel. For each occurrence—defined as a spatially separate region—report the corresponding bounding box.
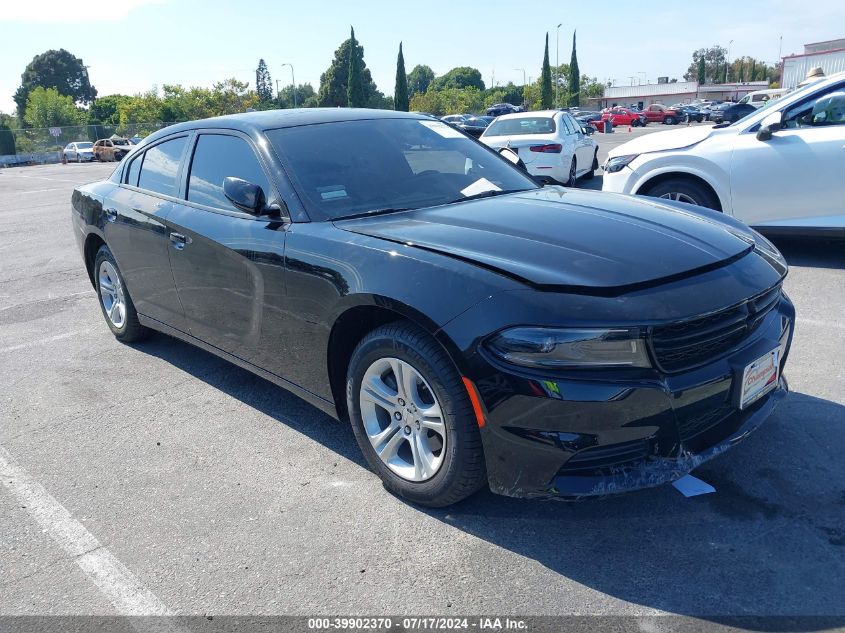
[94,245,148,343]
[346,322,486,507]
[565,157,577,186]
[664,116,677,125]
[583,150,598,180]
[643,177,719,210]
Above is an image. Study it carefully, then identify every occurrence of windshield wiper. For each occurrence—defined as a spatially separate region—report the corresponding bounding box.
[334,207,415,220]
[444,188,531,206]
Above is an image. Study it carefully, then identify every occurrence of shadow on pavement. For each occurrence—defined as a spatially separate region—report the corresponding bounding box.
[767,236,845,270]
[137,334,844,625]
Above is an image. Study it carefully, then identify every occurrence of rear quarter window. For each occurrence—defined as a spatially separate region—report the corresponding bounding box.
[136,136,188,198]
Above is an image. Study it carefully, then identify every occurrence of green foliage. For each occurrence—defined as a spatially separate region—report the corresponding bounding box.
[684,46,727,83]
[23,87,82,128]
[541,33,553,109]
[394,42,409,112]
[430,67,485,91]
[484,83,524,109]
[347,27,366,107]
[408,87,484,116]
[568,31,580,107]
[14,49,97,115]
[276,83,316,109]
[407,65,435,96]
[317,32,380,107]
[89,95,131,125]
[256,59,273,103]
[86,119,107,143]
[697,56,706,84]
[0,124,16,155]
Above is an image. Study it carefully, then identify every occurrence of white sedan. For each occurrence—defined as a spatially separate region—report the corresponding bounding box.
[480,110,599,186]
[602,71,845,236]
[62,142,95,162]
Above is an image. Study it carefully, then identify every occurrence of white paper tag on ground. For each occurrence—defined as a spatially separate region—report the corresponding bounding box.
[672,474,716,497]
[419,120,464,138]
[460,177,501,198]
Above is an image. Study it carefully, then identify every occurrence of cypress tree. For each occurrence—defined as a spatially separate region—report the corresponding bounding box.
[394,42,409,112]
[347,27,366,108]
[568,30,580,107]
[541,33,553,109]
[255,59,273,103]
[698,56,706,83]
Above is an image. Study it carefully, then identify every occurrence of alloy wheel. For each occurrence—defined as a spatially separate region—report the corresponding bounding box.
[359,357,446,482]
[659,192,698,205]
[568,159,577,186]
[98,260,126,328]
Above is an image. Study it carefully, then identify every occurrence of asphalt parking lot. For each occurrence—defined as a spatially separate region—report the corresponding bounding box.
[1,155,844,624]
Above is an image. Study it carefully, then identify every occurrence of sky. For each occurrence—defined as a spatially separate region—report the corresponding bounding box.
[2,0,845,114]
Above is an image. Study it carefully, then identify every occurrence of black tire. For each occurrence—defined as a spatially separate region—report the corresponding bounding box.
[94,245,149,343]
[642,177,719,210]
[76,154,81,163]
[565,157,577,186]
[346,322,486,507]
[664,116,677,125]
[583,150,598,180]
[631,119,640,127]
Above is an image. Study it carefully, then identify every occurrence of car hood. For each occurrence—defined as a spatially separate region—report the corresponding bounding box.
[607,125,716,157]
[335,187,755,295]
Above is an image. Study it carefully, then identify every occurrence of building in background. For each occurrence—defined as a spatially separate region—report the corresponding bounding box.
[597,81,767,109]
[782,39,845,89]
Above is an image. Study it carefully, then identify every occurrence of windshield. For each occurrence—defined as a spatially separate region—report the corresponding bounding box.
[266,118,538,220]
[484,116,556,136]
[76,142,93,149]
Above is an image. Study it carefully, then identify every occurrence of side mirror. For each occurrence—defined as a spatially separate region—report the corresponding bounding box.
[581,126,594,136]
[756,111,784,141]
[223,176,267,214]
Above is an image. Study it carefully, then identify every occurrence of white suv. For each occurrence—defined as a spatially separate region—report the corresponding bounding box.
[602,72,845,236]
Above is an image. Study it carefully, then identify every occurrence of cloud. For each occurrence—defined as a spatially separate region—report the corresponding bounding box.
[1,0,167,22]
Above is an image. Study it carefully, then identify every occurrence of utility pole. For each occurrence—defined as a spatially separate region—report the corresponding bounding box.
[726,40,733,83]
[514,68,526,106]
[555,23,562,107]
[275,80,282,99]
[281,63,296,107]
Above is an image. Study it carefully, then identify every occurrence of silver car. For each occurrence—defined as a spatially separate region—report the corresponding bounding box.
[62,142,95,162]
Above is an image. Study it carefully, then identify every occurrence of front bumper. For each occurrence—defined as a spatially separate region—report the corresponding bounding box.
[465,295,794,500]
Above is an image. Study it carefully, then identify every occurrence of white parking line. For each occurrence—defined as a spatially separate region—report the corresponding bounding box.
[0,446,173,616]
[0,331,87,354]
[796,317,845,331]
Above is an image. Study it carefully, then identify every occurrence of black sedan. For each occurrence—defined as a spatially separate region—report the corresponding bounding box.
[457,116,490,138]
[72,109,794,506]
[675,105,706,122]
[710,102,757,123]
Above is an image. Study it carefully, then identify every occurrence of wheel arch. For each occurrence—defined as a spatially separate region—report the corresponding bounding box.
[635,170,725,212]
[326,296,465,422]
[83,231,106,288]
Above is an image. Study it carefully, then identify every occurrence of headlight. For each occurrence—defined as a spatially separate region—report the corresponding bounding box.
[604,154,639,173]
[750,229,787,267]
[485,327,651,369]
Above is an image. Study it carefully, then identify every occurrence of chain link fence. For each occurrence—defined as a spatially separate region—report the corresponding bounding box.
[0,122,176,166]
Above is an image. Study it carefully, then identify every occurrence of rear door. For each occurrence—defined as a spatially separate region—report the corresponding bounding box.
[166,130,287,363]
[103,134,190,330]
[563,113,594,171]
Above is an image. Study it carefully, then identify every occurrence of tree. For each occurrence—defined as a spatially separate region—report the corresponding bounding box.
[347,27,366,107]
[255,59,273,104]
[276,83,316,109]
[317,31,380,107]
[23,87,81,128]
[394,43,409,112]
[430,67,485,92]
[697,56,706,84]
[14,49,96,115]
[568,31,580,107]
[408,65,435,96]
[684,46,727,84]
[0,123,16,155]
[89,95,131,125]
[749,59,757,82]
[540,33,553,109]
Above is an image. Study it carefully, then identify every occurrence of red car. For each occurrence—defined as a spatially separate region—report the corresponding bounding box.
[641,104,683,125]
[600,107,647,127]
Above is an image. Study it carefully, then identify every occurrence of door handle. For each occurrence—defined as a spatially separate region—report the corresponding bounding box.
[104,208,118,223]
[169,232,190,250]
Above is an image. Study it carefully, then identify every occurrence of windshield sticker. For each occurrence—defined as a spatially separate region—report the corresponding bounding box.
[419,120,464,138]
[461,178,501,197]
[318,185,348,201]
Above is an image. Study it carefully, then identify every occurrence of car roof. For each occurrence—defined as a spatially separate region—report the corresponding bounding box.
[495,110,560,119]
[141,108,428,146]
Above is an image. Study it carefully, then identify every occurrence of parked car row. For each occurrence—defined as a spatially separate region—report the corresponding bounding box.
[62,137,140,163]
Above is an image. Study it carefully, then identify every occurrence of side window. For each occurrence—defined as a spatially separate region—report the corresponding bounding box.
[187,134,273,210]
[562,115,577,134]
[784,86,845,129]
[126,153,143,187]
[137,136,187,197]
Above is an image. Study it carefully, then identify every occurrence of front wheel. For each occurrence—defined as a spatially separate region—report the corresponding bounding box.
[94,245,149,342]
[565,157,577,186]
[664,116,677,125]
[583,150,598,180]
[643,177,719,210]
[346,323,486,507]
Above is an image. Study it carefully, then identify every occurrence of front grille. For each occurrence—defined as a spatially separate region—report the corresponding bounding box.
[651,285,781,373]
[558,439,651,475]
[677,404,733,440]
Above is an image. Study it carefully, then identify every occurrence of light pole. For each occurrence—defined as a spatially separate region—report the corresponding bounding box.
[281,63,296,107]
[555,23,562,107]
[726,40,733,83]
[275,79,282,100]
[638,71,646,85]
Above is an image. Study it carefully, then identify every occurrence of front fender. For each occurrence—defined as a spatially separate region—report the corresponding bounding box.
[628,155,732,214]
